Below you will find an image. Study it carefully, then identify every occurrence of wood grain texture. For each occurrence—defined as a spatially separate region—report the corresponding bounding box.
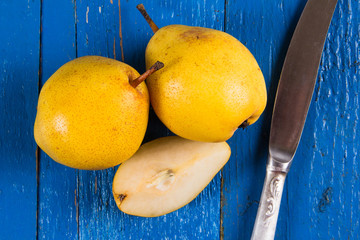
[0,1,40,239]
[287,0,360,239]
[1,0,359,239]
[120,2,225,238]
[75,0,225,239]
[222,0,307,239]
[223,0,360,239]
[75,1,123,239]
[37,1,78,239]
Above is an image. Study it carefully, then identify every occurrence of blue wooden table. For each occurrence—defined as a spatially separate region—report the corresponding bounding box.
[1,0,359,239]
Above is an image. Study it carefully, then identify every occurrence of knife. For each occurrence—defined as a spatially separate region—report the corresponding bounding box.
[250,0,338,239]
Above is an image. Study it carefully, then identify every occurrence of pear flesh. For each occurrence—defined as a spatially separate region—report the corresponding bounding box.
[112,136,231,217]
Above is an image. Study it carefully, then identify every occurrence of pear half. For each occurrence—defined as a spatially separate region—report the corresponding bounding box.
[112,136,231,217]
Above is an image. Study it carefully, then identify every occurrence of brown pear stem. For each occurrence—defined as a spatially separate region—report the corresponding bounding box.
[136,4,159,33]
[239,120,249,129]
[130,61,164,88]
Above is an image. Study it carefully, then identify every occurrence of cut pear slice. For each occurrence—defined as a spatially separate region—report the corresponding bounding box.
[112,136,231,217]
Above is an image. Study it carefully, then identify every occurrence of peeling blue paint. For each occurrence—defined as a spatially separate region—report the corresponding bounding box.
[0,0,359,239]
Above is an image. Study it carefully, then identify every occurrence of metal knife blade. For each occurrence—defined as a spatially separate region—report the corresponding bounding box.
[269,0,338,167]
[251,0,338,239]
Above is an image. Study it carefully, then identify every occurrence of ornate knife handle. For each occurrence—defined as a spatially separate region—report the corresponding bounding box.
[251,169,287,240]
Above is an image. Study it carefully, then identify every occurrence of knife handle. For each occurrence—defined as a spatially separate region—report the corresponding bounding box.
[251,169,287,240]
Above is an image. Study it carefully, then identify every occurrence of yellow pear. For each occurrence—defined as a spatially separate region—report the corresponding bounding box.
[137,5,267,142]
[34,56,162,170]
[112,136,231,217]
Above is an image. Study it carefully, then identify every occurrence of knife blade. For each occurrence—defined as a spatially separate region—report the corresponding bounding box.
[251,0,338,239]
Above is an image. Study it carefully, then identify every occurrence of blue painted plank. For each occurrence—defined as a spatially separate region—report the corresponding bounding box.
[221,0,308,239]
[75,0,225,239]
[75,1,124,239]
[120,1,226,238]
[223,0,360,239]
[38,1,78,239]
[1,0,358,239]
[287,0,360,239]
[0,1,40,239]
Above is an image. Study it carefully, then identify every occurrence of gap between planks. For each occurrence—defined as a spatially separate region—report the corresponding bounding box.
[35,0,43,239]
[220,1,228,239]
[118,0,124,62]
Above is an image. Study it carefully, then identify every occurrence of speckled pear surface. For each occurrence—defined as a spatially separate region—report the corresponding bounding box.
[145,25,267,142]
[34,56,149,170]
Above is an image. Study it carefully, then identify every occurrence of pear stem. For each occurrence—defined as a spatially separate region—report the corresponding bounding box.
[130,61,164,88]
[136,4,159,33]
[239,120,249,129]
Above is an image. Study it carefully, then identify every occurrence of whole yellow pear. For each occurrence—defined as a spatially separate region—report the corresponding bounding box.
[34,56,149,170]
[145,25,267,142]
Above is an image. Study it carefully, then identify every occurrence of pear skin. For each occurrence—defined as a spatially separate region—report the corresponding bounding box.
[34,56,149,170]
[144,24,267,142]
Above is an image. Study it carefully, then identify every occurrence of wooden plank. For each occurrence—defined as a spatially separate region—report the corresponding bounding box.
[75,1,124,239]
[120,2,224,238]
[0,1,40,239]
[221,0,307,239]
[287,1,360,239]
[2,0,357,239]
[75,0,225,239]
[37,1,78,239]
[223,0,360,239]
